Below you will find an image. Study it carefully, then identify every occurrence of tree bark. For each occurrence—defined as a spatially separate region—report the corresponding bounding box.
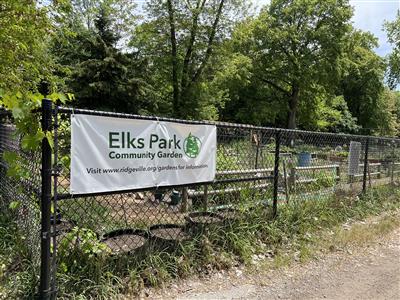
[166,0,180,114]
[181,0,206,94]
[287,86,299,129]
[191,0,225,84]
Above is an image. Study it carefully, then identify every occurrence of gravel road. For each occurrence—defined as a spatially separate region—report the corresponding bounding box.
[145,223,400,300]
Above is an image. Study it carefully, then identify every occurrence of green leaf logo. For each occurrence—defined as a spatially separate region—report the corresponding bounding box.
[184,133,201,158]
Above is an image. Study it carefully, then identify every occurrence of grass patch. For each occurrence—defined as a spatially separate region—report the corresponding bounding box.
[0,213,38,299]
[329,213,400,248]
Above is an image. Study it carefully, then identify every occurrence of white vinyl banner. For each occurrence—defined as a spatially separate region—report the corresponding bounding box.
[70,114,217,194]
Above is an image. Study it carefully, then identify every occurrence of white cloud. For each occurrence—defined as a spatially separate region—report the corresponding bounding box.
[351,0,399,56]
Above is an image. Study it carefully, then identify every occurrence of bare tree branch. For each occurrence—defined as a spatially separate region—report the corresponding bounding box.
[258,77,291,96]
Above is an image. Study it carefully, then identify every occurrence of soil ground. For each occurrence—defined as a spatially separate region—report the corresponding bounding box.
[142,214,400,300]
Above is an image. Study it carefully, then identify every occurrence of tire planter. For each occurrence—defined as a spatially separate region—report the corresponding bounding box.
[101,229,149,255]
[185,212,224,233]
[149,224,191,247]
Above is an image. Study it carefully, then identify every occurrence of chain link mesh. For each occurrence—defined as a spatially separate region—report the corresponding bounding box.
[50,108,400,256]
[0,113,41,268]
[1,106,400,296]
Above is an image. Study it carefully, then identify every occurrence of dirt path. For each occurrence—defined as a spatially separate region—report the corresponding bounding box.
[144,220,400,300]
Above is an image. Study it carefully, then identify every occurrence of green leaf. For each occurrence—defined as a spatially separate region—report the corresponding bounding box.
[21,130,45,150]
[66,93,75,101]
[12,106,23,119]
[58,93,68,104]
[3,151,18,164]
[9,201,21,210]
[45,131,54,149]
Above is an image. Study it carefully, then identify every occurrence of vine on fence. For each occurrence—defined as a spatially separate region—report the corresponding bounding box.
[0,91,73,179]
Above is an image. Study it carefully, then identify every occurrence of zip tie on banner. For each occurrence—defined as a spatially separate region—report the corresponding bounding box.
[71,107,75,118]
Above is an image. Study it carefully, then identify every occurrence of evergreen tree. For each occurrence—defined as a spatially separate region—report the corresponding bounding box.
[54,4,152,113]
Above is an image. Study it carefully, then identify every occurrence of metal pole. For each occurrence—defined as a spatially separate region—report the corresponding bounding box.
[273,130,281,217]
[203,185,208,211]
[40,99,53,300]
[362,138,369,194]
[51,104,59,299]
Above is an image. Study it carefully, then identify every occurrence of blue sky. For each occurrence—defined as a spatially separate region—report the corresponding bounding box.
[253,0,400,57]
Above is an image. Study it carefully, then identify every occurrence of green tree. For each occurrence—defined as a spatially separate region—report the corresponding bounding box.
[338,30,386,133]
[0,0,52,92]
[133,0,248,119]
[52,1,154,113]
[384,11,400,89]
[235,0,353,129]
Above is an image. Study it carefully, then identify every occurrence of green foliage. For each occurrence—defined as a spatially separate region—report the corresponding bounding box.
[0,90,71,180]
[384,12,400,90]
[230,0,353,129]
[52,2,151,114]
[0,0,397,134]
[0,214,38,299]
[338,30,387,134]
[59,227,110,263]
[130,0,249,120]
[2,182,400,299]
[0,1,52,92]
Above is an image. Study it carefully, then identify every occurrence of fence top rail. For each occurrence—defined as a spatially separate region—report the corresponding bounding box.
[57,106,400,143]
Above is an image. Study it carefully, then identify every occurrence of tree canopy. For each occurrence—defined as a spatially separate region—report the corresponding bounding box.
[385,12,400,90]
[0,0,399,136]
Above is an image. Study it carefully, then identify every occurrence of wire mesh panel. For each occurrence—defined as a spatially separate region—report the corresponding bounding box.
[52,107,400,258]
[0,114,41,267]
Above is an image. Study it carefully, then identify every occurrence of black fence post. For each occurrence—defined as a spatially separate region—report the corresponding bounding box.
[273,130,281,217]
[40,99,53,300]
[362,137,369,194]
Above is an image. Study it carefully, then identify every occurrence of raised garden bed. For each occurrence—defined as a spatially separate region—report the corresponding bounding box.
[149,224,190,243]
[101,229,149,255]
[186,211,223,225]
[185,212,224,233]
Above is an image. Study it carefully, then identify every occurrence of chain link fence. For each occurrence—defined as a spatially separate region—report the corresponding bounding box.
[0,111,42,282]
[1,103,400,298]
[53,107,400,252]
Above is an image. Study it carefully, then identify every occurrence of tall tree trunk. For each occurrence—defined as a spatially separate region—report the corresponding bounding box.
[181,0,206,93]
[166,0,180,115]
[287,86,299,129]
[191,0,225,84]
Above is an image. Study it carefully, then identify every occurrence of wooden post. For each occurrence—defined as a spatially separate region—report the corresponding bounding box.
[203,185,208,211]
[391,161,394,185]
[336,165,341,184]
[377,164,381,179]
[290,166,296,193]
[181,187,188,213]
[368,164,372,188]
